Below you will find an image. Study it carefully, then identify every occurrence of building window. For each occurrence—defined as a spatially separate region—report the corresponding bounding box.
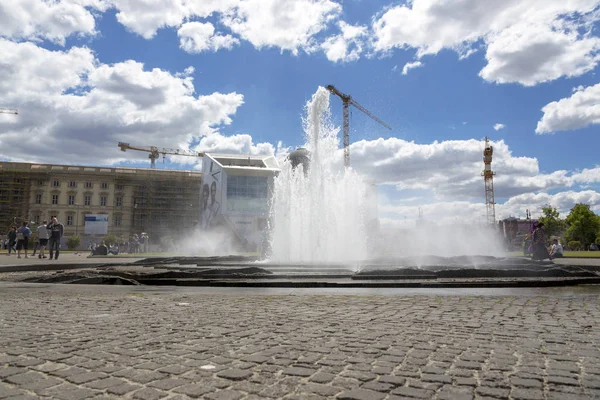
[115,184,124,191]
[100,196,107,206]
[52,180,60,187]
[67,216,73,226]
[37,180,44,186]
[34,215,40,224]
[68,181,76,188]
[226,175,269,212]
[101,182,108,189]
[52,194,58,205]
[85,182,93,189]
[114,215,121,226]
[84,195,91,206]
[35,194,42,204]
[116,197,122,207]
[68,195,75,205]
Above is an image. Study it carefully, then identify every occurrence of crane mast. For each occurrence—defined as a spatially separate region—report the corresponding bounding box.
[0,108,18,115]
[326,85,391,167]
[482,137,496,225]
[118,142,205,168]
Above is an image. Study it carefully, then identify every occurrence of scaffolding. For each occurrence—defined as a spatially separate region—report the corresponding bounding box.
[0,164,44,229]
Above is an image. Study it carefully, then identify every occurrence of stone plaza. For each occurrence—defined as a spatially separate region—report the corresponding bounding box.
[1,279,600,400]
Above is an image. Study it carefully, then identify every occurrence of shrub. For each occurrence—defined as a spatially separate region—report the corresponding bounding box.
[103,233,119,246]
[568,240,582,251]
[66,236,81,250]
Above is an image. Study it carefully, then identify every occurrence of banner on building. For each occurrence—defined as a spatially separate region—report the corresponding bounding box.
[84,214,109,235]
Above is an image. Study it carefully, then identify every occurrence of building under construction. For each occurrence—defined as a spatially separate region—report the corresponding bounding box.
[0,162,201,249]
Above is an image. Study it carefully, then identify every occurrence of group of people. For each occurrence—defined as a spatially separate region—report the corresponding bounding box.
[526,222,563,261]
[4,218,64,259]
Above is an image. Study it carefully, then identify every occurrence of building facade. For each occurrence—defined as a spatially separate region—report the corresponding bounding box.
[0,162,202,249]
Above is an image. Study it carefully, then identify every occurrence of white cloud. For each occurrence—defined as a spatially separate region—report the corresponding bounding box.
[346,137,599,200]
[178,22,239,54]
[109,0,238,39]
[536,82,600,134]
[0,0,105,45]
[222,0,341,55]
[0,39,261,167]
[493,123,505,131]
[372,0,600,85]
[321,21,368,62]
[401,61,423,75]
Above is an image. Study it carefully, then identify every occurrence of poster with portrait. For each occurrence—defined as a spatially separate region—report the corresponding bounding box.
[200,157,223,229]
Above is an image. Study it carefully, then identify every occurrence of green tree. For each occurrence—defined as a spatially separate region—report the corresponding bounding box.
[103,233,119,246]
[564,204,600,249]
[66,236,81,250]
[538,206,566,238]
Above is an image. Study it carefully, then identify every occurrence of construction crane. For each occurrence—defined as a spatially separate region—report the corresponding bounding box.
[326,85,391,167]
[0,108,18,115]
[481,137,496,225]
[118,142,205,168]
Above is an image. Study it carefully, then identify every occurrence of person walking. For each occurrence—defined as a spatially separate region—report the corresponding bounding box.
[46,217,64,260]
[16,222,32,259]
[6,226,17,256]
[36,220,49,259]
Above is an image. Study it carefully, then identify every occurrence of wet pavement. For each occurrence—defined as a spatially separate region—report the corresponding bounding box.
[1,282,600,400]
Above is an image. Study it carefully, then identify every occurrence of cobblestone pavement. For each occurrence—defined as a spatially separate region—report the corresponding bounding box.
[1,285,600,400]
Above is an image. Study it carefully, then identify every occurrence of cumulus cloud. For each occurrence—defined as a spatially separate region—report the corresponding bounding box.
[178,22,239,53]
[493,123,505,131]
[109,0,238,39]
[0,39,261,167]
[0,0,106,45]
[222,0,341,54]
[536,82,600,134]
[347,137,599,200]
[372,0,600,85]
[401,61,423,75]
[321,21,368,62]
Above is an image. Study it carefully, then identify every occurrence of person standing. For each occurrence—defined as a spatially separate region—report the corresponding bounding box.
[36,220,49,259]
[6,226,17,256]
[16,222,32,259]
[47,217,64,260]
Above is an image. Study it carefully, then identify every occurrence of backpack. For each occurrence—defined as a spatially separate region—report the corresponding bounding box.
[16,232,24,240]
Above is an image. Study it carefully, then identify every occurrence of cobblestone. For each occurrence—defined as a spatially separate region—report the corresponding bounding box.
[1,285,600,399]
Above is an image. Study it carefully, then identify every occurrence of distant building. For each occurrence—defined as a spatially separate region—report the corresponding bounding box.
[0,161,201,249]
[198,153,279,253]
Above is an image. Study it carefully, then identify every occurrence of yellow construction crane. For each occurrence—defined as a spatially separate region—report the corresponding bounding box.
[118,142,204,168]
[0,108,18,115]
[482,137,496,225]
[326,85,391,167]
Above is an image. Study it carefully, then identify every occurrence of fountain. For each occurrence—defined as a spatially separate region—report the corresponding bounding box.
[268,87,370,265]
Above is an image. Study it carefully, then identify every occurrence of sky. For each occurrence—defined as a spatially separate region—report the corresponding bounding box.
[1,0,600,227]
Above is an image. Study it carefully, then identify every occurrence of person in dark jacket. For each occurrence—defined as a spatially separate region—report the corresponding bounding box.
[6,226,17,255]
[531,222,549,260]
[46,217,64,260]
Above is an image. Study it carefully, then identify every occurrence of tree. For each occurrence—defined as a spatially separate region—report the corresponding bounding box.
[564,204,600,249]
[103,233,119,246]
[538,206,565,238]
[66,236,81,250]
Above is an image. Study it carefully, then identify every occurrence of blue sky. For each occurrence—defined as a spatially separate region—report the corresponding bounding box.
[1,0,600,225]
